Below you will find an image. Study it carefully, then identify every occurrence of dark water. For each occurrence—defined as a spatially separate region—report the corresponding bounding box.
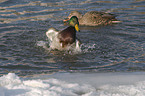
[0,0,145,76]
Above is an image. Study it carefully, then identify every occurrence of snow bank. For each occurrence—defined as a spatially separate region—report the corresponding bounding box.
[0,72,145,96]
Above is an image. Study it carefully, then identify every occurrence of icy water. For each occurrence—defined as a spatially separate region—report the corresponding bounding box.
[0,0,145,96]
[0,0,145,75]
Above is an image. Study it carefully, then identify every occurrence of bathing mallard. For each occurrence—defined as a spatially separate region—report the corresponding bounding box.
[64,11,121,26]
[46,16,80,50]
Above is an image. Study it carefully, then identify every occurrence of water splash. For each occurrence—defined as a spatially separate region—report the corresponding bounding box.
[36,28,82,54]
[36,41,49,50]
[36,27,98,55]
[81,43,97,53]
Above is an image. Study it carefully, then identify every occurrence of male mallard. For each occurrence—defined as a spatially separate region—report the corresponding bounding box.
[64,11,121,26]
[46,16,80,50]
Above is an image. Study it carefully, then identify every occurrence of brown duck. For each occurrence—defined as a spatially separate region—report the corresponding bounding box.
[64,11,121,26]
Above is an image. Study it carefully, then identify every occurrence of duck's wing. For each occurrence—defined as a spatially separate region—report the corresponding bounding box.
[83,11,121,24]
[101,13,122,23]
[101,13,116,19]
[58,26,76,48]
[46,27,59,41]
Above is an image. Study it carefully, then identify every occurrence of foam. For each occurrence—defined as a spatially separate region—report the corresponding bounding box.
[1,72,145,96]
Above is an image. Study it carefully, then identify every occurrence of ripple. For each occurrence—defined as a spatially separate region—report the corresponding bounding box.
[0,0,145,75]
[0,0,8,3]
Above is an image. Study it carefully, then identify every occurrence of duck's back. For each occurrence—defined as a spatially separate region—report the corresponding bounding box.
[58,26,76,47]
[80,11,117,26]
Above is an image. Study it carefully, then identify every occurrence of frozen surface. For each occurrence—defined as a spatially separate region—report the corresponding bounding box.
[0,72,145,96]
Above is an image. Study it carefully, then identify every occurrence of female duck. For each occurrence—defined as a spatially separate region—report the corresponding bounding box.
[64,11,121,26]
[46,16,80,50]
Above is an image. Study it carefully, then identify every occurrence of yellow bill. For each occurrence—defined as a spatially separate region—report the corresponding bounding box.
[75,24,80,32]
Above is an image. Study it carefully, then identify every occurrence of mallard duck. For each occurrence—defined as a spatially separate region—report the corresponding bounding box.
[46,16,80,50]
[64,11,121,26]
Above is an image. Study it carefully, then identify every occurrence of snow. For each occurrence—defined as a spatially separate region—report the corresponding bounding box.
[0,72,145,96]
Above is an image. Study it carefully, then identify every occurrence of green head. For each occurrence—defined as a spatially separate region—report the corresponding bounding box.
[69,16,80,32]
